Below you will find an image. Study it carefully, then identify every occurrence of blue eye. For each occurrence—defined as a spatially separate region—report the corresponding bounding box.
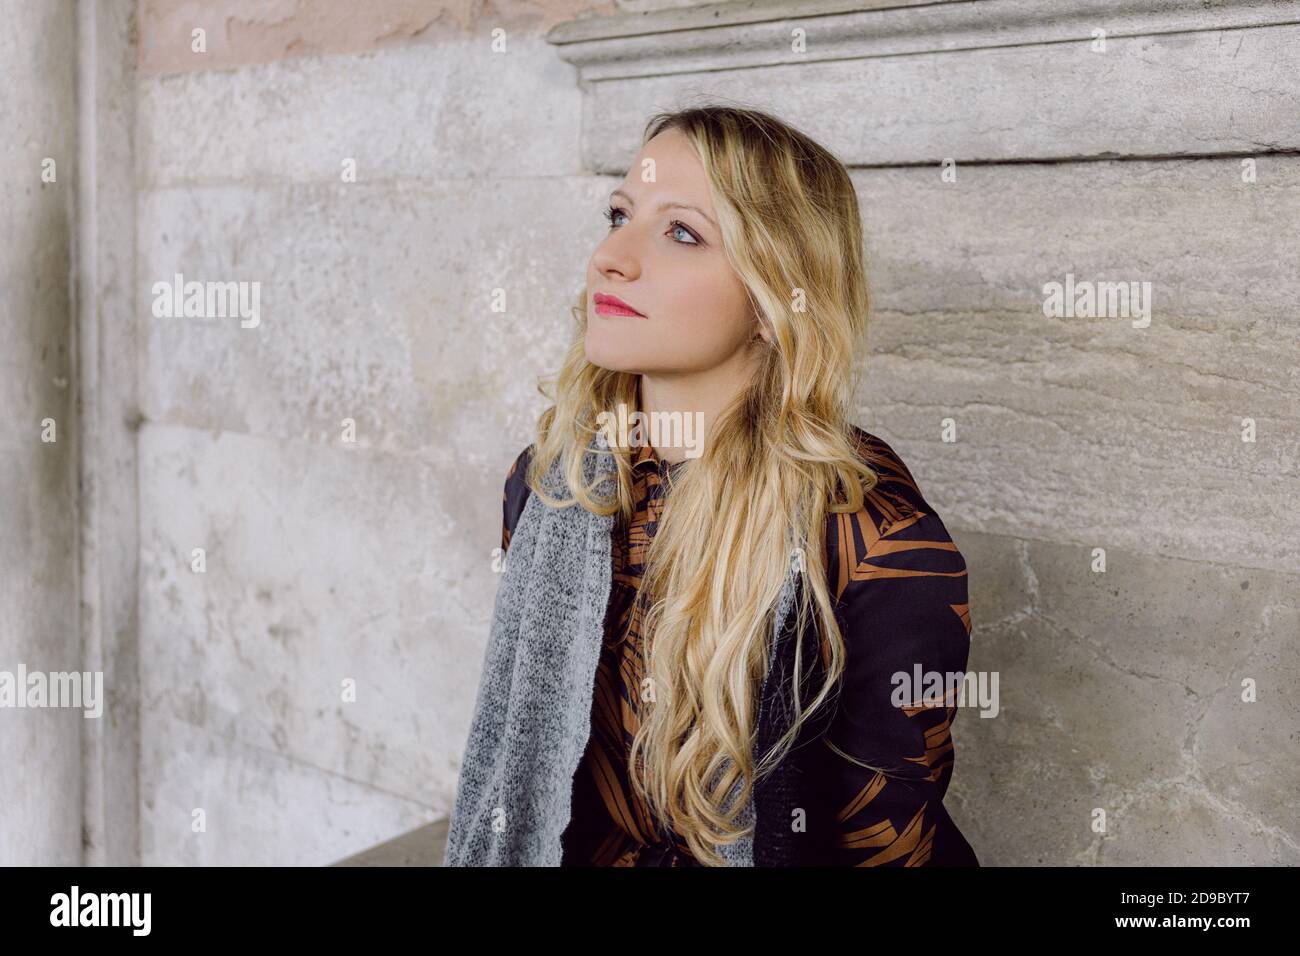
[668,221,700,245]
[603,205,628,228]
[603,205,702,246]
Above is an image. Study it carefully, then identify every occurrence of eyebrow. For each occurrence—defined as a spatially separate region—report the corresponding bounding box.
[609,188,718,233]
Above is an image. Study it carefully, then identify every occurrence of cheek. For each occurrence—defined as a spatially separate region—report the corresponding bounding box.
[660,269,752,350]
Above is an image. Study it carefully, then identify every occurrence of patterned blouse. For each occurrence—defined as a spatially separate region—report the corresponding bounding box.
[498,427,978,867]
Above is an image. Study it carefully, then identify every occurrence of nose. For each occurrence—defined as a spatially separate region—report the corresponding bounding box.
[591,223,642,282]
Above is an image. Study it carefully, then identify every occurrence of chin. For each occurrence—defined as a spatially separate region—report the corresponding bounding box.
[584,335,640,373]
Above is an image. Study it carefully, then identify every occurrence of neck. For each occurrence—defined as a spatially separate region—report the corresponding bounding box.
[636,345,762,465]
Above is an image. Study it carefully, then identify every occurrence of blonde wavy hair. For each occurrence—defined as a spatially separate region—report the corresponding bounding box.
[523,105,883,865]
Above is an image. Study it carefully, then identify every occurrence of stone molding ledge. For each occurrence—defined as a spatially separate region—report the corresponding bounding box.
[546,0,1300,168]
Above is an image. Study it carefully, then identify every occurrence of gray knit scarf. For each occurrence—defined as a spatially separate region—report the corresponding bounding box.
[442,427,801,866]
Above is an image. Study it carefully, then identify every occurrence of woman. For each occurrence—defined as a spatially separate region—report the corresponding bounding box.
[444,106,978,867]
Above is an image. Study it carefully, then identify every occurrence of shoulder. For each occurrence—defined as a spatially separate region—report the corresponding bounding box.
[818,429,973,706]
[844,424,931,520]
[824,426,966,606]
[502,444,536,546]
[505,443,533,487]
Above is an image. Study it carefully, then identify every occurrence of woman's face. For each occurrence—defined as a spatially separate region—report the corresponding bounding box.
[584,127,767,376]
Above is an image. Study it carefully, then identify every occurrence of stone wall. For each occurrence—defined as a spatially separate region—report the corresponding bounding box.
[3,0,1294,866]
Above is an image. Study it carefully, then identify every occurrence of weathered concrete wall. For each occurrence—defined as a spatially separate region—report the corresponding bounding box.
[135,0,621,74]
[4,0,1291,868]
[0,0,81,865]
[124,0,1298,867]
[0,0,141,868]
[77,0,143,867]
[133,0,611,865]
[545,0,1300,864]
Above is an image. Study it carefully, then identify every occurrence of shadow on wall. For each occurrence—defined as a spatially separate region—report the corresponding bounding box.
[332,818,448,866]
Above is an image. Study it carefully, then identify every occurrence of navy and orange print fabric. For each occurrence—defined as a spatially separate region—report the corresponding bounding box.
[497,428,978,866]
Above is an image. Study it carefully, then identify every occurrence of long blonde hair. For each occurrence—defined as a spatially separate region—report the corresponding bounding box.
[524,105,883,865]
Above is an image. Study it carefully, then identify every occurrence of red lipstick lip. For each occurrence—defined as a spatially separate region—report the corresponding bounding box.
[593,292,646,318]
